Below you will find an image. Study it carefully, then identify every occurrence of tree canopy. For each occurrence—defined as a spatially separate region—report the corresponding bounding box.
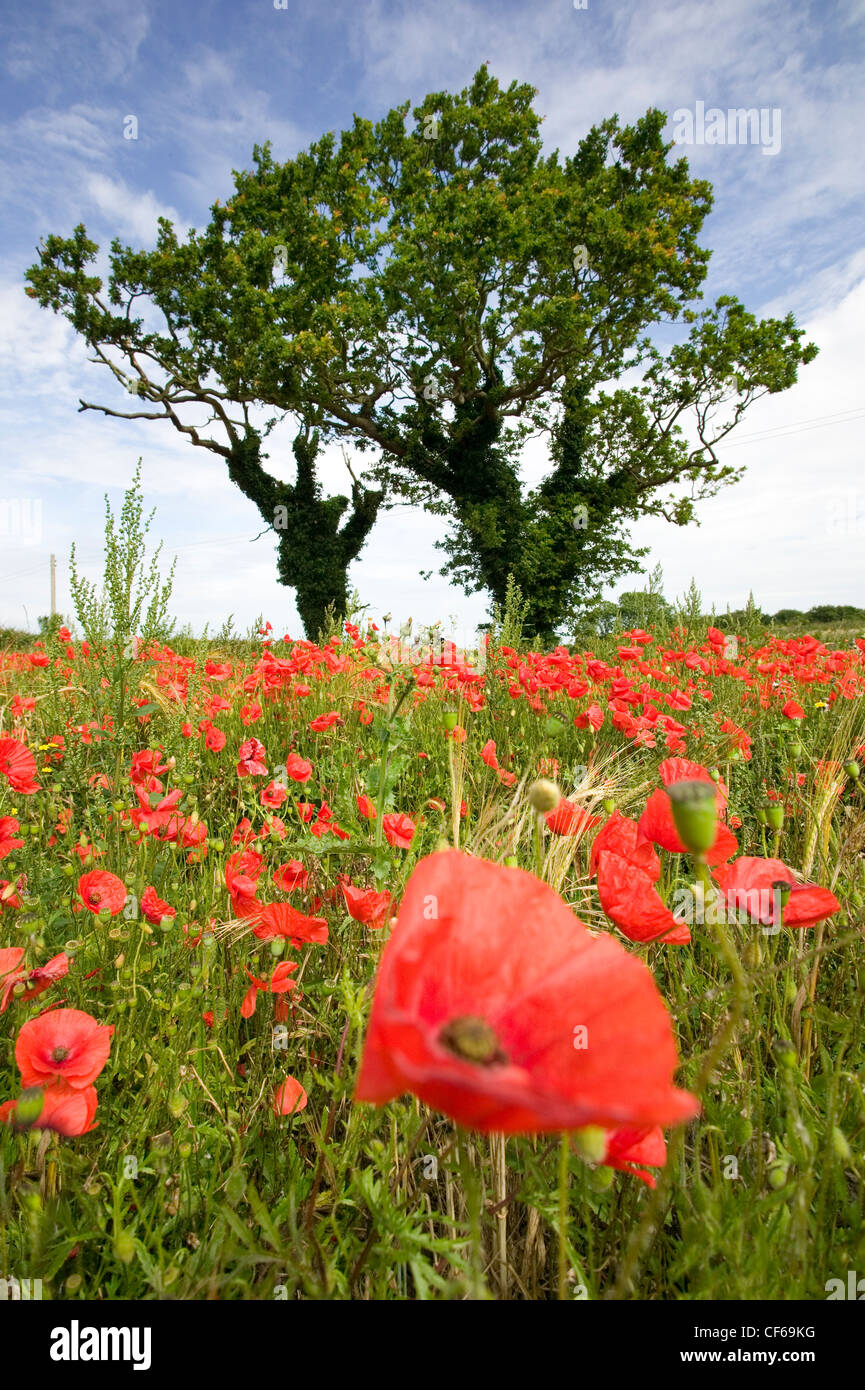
[26,65,817,638]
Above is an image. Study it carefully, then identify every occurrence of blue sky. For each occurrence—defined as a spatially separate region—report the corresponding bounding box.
[1,0,864,639]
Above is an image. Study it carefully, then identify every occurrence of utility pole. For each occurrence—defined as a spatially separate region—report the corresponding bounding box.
[50,554,56,617]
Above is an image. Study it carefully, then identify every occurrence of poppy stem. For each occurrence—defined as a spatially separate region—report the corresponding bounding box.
[457,1129,486,1300]
[557,1131,570,1300]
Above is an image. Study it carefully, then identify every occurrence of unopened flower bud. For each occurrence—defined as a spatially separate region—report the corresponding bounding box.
[602,797,616,815]
[528,779,560,814]
[832,1126,852,1163]
[15,1087,45,1128]
[666,779,717,855]
[571,1125,608,1164]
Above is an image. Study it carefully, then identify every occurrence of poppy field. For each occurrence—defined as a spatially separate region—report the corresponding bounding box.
[2,605,865,1302]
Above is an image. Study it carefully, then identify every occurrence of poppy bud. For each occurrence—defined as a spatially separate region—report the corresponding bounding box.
[844,760,860,781]
[768,1160,789,1190]
[772,880,792,911]
[15,1087,45,1128]
[602,797,616,815]
[765,802,784,832]
[571,1125,608,1164]
[544,716,566,739]
[832,1126,852,1163]
[590,1164,615,1192]
[756,805,768,826]
[528,779,560,814]
[504,855,519,868]
[707,767,721,782]
[114,1230,136,1263]
[666,779,717,855]
[787,739,804,759]
[774,1038,797,1070]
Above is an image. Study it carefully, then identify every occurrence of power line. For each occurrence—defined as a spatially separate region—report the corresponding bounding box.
[720,407,865,450]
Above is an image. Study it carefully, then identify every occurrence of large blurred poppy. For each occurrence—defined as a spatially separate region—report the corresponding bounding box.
[355,851,698,1134]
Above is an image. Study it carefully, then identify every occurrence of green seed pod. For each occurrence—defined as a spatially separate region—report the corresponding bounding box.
[765,802,785,831]
[503,855,519,868]
[442,712,459,731]
[168,1092,188,1118]
[666,779,717,855]
[602,797,616,815]
[844,760,860,781]
[544,716,566,739]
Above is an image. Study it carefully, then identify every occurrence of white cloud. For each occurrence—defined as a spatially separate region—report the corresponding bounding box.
[84,173,179,243]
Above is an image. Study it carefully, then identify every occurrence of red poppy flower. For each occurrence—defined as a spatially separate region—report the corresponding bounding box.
[545,800,602,838]
[356,794,377,820]
[261,780,288,809]
[781,700,805,720]
[204,724,226,752]
[77,870,127,916]
[355,851,698,1134]
[1,1083,99,1137]
[589,811,661,881]
[341,880,393,928]
[1,951,70,1012]
[284,753,313,783]
[0,946,25,982]
[599,1126,667,1187]
[596,852,690,944]
[273,1075,308,1116]
[0,738,40,794]
[382,812,416,849]
[242,900,329,946]
[308,712,343,733]
[240,960,299,1018]
[0,880,23,912]
[0,817,25,860]
[658,757,729,812]
[639,790,737,866]
[140,886,176,925]
[713,857,840,929]
[236,737,268,777]
[16,1008,114,1090]
[273,860,309,892]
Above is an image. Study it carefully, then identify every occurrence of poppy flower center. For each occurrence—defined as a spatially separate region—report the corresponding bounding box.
[438,1015,507,1066]
[51,1046,70,1062]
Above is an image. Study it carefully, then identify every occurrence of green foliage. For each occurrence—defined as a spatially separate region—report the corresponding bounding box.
[68,459,175,728]
[26,70,817,637]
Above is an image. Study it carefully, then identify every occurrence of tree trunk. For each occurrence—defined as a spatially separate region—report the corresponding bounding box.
[227,428,383,639]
